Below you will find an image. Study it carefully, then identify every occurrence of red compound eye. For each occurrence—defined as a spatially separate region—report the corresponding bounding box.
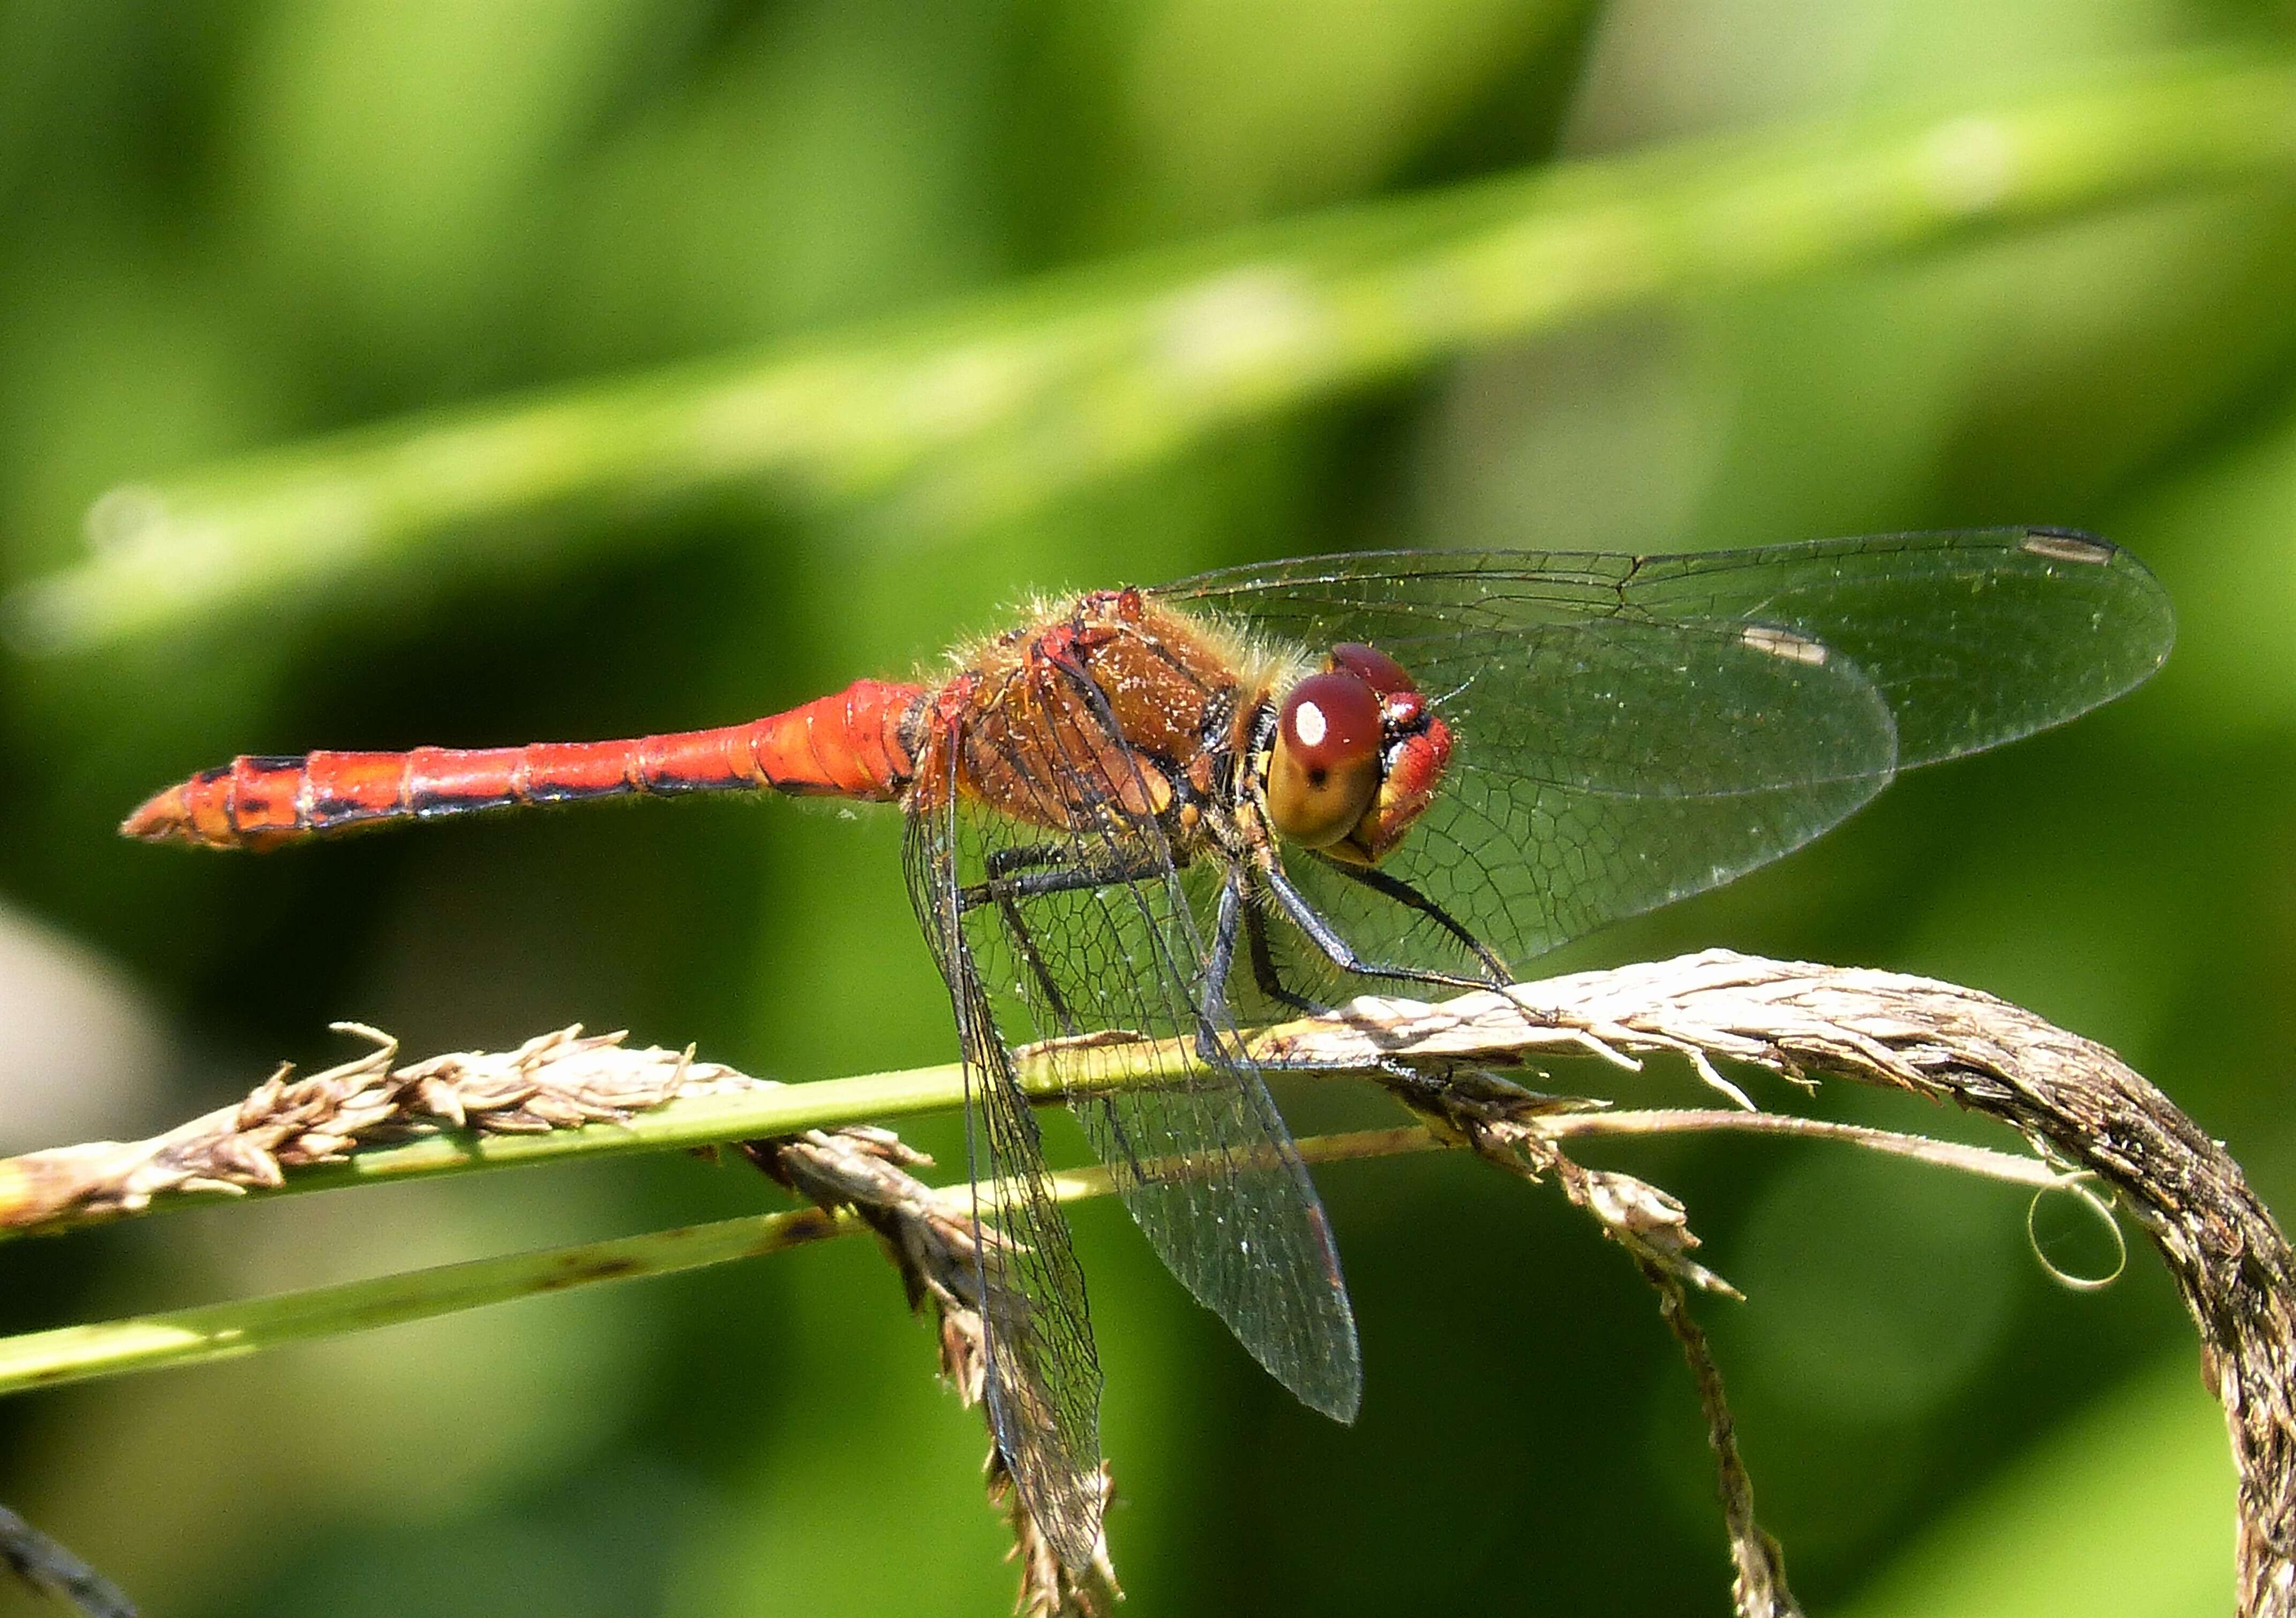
[1329,643,1416,697]
[1268,672,1383,849]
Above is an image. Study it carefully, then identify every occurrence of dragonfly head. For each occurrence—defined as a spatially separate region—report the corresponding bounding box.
[1267,642,1451,866]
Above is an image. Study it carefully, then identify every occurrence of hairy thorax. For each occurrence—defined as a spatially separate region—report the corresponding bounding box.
[919,588,1307,844]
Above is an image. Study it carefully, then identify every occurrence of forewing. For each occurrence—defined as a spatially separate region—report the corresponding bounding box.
[1281,614,1895,981]
[901,751,1103,1569]
[1612,528,2174,767]
[1158,529,2172,976]
[952,657,1362,1423]
[1161,529,2171,772]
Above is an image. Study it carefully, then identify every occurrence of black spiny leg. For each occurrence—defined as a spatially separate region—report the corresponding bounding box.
[1192,867,1251,1070]
[1260,854,1490,995]
[1194,866,1349,1079]
[961,852,1166,909]
[1244,881,1328,1017]
[960,847,1168,1036]
[1310,853,1512,985]
[1230,863,1423,1078]
[985,843,1068,878]
[998,899,1080,1034]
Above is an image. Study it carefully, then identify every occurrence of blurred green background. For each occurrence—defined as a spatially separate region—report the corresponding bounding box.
[1,3,2292,1615]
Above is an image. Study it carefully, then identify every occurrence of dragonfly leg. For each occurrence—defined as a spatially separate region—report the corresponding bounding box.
[1259,854,1490,995]
[983,842,1068,879]
[1203,865,1326,1029]
[1202,868,1421,1079]
[963,847,1169,1036]
[1308,854,1511,985]
[1204,862,1329,1018]
[1189,868,1254,1070]
[961,853,1165,908]
[1243,891,1329,1016]
[997,899,1082,1035]
[1203,867,1244,1020]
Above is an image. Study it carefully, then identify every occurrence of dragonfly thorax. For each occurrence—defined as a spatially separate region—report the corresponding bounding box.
[1264,642,1451,867]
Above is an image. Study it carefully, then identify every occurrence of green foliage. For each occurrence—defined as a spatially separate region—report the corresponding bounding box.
[0,3,2291,1614]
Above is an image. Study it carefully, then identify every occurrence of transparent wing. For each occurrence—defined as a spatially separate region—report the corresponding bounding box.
[902,749,1103,1569]
[1161,528,2172,772]
[1247,611,1900,992]
[1158,528,2172,979]
[948,656,1362,1426]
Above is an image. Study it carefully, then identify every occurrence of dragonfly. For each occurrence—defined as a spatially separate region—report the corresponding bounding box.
[124,528,2173,1566]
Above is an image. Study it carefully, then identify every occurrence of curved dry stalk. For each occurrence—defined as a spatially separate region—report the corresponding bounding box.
[0,950,2283,1617]
[1286,950,2292,1616]
[1646,1262,1797,1618]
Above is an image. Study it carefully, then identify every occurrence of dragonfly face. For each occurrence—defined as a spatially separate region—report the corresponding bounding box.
[1260,641,1454,867]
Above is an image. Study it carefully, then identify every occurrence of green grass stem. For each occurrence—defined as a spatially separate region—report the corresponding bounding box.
[9,51,2292,653]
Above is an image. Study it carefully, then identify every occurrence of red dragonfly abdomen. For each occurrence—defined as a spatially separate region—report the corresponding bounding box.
[122,678,928,851]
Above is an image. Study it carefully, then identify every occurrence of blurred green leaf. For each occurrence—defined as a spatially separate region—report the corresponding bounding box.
[229,0,659,368]
[11,50,2295,654]
[1836,1354,2232,1618]
[2124,400,2296,741]
[1118,0,1584,227]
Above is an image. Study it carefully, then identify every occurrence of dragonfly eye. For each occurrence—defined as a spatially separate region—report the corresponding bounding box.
[1329,642,1415,697]
[1268,672,1383,849]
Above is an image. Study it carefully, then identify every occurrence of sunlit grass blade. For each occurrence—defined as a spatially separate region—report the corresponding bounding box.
[0,1132,1448,1397]
[0,1108,2057,1398]
[8,51,2294,653]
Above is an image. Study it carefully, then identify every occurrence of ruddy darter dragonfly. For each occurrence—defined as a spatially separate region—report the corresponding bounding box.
[125,528,2173,1566]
